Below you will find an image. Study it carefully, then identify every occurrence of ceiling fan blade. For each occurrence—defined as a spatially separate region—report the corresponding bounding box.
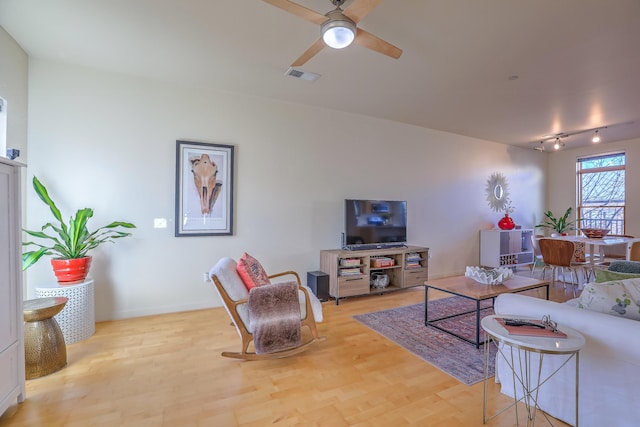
[354,28,402,59]
[262,0,327,25]
[291,38,326,67]
[342,0,382,23]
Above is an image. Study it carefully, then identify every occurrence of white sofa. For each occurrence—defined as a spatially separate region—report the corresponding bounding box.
[493,293,640,427]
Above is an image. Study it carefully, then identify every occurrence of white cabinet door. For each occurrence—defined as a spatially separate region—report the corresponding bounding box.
[0,159,25,416]
[0,163,18,353]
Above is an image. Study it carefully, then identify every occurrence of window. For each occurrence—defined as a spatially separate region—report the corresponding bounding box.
[577,152,626,234]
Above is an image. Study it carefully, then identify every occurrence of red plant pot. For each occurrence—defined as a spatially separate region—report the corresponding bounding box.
[51,256,92,284]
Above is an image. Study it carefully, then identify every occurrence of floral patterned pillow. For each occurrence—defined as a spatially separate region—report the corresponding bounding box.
[578,278,640,321]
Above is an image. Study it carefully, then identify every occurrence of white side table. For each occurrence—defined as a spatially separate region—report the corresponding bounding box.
[482,315,585,426]
[35,279,95,344]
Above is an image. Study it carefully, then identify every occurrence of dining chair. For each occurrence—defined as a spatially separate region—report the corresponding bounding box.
[630,241,640,262]
[600,234,635,261]
[529,234,546,277]
[538,238,588,297]
[570,241,597,282]
[572,241,599,280]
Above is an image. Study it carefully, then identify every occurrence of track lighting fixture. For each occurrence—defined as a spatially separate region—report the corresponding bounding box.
[531,123,627,152]
[535,135,568,152]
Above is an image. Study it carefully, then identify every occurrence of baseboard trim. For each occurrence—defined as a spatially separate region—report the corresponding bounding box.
[96,301,222,322]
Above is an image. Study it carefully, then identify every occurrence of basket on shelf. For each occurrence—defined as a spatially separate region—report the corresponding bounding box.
[370,257,394,268]
[370,272,389,288]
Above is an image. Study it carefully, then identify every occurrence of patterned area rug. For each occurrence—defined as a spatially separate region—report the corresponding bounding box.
[353,296,497,385]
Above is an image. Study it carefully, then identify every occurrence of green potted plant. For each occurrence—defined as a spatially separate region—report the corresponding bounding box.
[535,207,575,235]
[22,176,136,283]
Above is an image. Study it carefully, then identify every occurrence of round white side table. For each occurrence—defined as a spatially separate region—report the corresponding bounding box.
[35,279,95,344]
[482,315,585,426]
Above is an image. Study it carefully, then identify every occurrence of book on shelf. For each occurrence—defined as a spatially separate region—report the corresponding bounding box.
[340,258,361,267]
[339,268,361,276]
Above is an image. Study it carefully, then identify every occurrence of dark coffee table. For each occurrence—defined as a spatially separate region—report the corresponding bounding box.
[424,275,550,348]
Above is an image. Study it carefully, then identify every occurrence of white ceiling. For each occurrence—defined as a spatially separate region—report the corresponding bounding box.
[2,0,640,151]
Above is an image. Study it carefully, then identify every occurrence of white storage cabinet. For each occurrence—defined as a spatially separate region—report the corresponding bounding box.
[480,229,534,268]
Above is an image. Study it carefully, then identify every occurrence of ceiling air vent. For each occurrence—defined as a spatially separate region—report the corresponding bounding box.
[285,67,320,82]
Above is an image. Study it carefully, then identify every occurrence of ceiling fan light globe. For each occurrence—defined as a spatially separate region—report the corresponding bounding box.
[323,26,355,48]
[321,11,356,49]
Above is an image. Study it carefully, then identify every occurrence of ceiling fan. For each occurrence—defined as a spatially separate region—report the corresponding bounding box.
[263,0,402,66]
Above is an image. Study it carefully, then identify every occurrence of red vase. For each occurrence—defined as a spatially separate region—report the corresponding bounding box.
[51,256,92,284]
[498,214,515,230]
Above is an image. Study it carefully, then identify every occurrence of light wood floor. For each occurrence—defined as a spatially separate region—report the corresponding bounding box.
[1,271,575,426]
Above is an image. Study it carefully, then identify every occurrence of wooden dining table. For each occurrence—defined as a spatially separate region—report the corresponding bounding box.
[546,235,639,264]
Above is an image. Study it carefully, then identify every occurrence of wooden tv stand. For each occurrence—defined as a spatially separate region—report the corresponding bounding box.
[320,245,429,305]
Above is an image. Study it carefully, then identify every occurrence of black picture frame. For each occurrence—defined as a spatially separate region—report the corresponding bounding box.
[175,140,234,236]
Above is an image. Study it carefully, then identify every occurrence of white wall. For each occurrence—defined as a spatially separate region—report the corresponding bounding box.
[0,28,29,302]
[22,59,546,321]
[546,139,640,236]
[0,27,28,159]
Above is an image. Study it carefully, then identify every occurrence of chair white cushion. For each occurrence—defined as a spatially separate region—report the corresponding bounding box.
[210,258,251,336]
[210,257,248,301]
[299,286,323,323]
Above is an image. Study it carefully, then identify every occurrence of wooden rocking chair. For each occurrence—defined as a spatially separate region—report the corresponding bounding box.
[209,257,325,360]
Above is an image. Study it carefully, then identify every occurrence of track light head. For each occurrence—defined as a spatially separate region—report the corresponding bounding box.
[592,130,601,143]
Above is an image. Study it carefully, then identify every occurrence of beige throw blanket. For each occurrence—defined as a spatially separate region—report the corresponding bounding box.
[248,281,301,354]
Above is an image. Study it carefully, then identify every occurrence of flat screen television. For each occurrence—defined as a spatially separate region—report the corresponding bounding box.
[344,199,407,250]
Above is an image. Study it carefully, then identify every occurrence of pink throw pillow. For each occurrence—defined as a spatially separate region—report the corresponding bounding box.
[237,253,271,290]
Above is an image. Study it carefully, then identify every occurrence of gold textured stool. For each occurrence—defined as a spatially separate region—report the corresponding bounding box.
[23,297,69,380]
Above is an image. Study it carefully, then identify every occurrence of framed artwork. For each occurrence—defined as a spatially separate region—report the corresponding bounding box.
[175,140,234,236]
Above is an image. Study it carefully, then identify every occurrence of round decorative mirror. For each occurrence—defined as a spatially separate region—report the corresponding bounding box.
[485,172,510,212]
[493,184,504,200]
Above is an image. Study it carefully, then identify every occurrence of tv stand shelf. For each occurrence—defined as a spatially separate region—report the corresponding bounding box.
[320,245,428,305]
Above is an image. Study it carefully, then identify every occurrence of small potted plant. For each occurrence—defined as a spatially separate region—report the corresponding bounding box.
[22,176,136,283]
[535,207,575,236]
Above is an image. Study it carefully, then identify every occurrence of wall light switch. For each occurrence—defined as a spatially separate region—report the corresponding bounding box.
[154,218,167,229]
